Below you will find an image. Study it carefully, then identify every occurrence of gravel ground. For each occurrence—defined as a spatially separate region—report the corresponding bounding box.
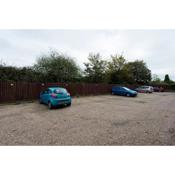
[0,92,175,145]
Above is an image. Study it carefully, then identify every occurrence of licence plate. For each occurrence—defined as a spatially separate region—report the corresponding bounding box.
[59,101,66,104]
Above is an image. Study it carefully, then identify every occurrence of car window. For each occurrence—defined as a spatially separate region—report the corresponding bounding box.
[123,87,130,91]
[54,88,67,94]
[41,91,45,94]
[41,90,47,94]
[48,89,52,94]
[44,89,51,94]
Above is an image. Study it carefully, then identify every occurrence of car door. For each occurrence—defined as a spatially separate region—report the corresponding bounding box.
[40,91,45,103]
[116,87,122,95]
[42,89,50,104]
[121,88,127,95]
[112,87,118,95]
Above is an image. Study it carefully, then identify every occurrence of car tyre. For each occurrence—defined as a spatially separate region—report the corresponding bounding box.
[67,103,71,107]
[126,93,130,97]
[48,101,53,109]
[39,99,43,104]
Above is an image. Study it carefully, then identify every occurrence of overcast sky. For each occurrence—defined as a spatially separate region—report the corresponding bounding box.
[0,30,174,80]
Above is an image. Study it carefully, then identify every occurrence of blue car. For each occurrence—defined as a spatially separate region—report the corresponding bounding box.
[112,86,137,97]
[40,87,72,109]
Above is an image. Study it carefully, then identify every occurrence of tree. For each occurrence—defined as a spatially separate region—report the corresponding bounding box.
[0,65,38,82]
[152,74,161,83]
[33,51,81,82]
[108,54,126,72]
[126,60,151,84]
[0,65,18,81]
[84,53,107,83]
[164,74,170,83]
[0,52,154,84]
[106,54,132,84]
[18,67,39,82]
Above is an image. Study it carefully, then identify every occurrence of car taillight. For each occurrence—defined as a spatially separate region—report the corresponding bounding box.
[51,93,57,98]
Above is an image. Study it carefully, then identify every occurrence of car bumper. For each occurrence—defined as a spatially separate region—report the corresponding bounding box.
[51,97,71,106]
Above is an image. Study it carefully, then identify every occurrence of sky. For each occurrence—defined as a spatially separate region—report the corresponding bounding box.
[0,30,174,80]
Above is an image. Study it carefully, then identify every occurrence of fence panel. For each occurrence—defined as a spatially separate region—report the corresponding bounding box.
[0,81,16,102]
[0,81,115,103]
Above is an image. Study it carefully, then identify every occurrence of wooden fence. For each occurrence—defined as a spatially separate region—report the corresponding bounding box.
[0,81,114,103]
[1,81,171,103]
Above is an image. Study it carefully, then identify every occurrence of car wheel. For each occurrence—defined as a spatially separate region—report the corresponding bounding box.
[67,103,71,107]
[126,93,130,97]
[111,92,114,95]
[48,101,53,109]
[39,99,43,104]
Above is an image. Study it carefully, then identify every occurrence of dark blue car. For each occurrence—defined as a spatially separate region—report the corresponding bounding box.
[112,86,137,97]
[40,87,71,109]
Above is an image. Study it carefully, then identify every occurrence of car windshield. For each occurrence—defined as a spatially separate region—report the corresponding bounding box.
[54,88,67,94]
[123,87,131,91]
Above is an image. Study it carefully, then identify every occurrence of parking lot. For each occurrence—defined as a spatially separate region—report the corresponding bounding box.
[0,92,175,145]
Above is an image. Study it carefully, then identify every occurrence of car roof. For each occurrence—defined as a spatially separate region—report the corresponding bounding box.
[113,86,122,88]
[48,87,65,90]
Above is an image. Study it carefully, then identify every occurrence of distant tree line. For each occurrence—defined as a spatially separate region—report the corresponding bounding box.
[0,51,81,83]
[152,73,175,85]
[84,53,151,84]
[0,51,174,85]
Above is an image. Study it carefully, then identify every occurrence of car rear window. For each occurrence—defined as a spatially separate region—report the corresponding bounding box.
[54,88,67,94]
